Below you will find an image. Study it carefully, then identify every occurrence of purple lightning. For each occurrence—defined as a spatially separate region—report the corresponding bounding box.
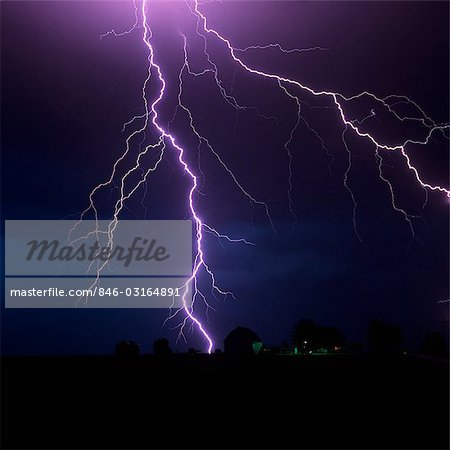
[189,0,449,198]
[132,0,215,352]
[76,0,449,353]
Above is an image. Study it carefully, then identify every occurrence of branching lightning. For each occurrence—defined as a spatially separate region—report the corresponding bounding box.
[74,0,449,352]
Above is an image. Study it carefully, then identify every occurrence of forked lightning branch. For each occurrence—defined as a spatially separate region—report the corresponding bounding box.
[78,0,450,352]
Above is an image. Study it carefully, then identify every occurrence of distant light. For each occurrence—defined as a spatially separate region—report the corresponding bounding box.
[252,341,263,354]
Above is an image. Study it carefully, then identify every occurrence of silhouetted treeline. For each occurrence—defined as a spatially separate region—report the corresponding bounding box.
[367,319,403,353]
[421,331,449,358]
[292,319,345,352]
[115,319,448,358]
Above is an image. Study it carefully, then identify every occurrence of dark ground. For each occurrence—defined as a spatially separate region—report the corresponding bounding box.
[1,354,448,449]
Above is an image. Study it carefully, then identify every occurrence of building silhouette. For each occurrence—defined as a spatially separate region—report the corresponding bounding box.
[224,326,262,354]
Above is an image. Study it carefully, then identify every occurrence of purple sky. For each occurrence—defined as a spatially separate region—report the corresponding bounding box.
[1,0,449,354]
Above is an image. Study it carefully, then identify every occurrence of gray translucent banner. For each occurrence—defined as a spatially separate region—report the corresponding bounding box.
[5,277,192,308]
[5,220,192,276]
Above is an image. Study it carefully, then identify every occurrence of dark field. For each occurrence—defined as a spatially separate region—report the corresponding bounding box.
[1,354,448,449]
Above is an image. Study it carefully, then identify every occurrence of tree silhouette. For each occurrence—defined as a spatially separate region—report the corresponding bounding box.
[292,319,345,352]
[115,340,140,357]
[421,332,448,358]
[367,319,403,353]
[187,347,200,355]
[153,338,172,355]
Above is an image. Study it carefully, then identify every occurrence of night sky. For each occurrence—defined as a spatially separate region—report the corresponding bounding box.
[1,0,449,354]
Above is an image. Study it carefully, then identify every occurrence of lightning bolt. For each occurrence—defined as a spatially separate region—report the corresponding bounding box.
[74,0,449,353]
[190,0,449,198]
